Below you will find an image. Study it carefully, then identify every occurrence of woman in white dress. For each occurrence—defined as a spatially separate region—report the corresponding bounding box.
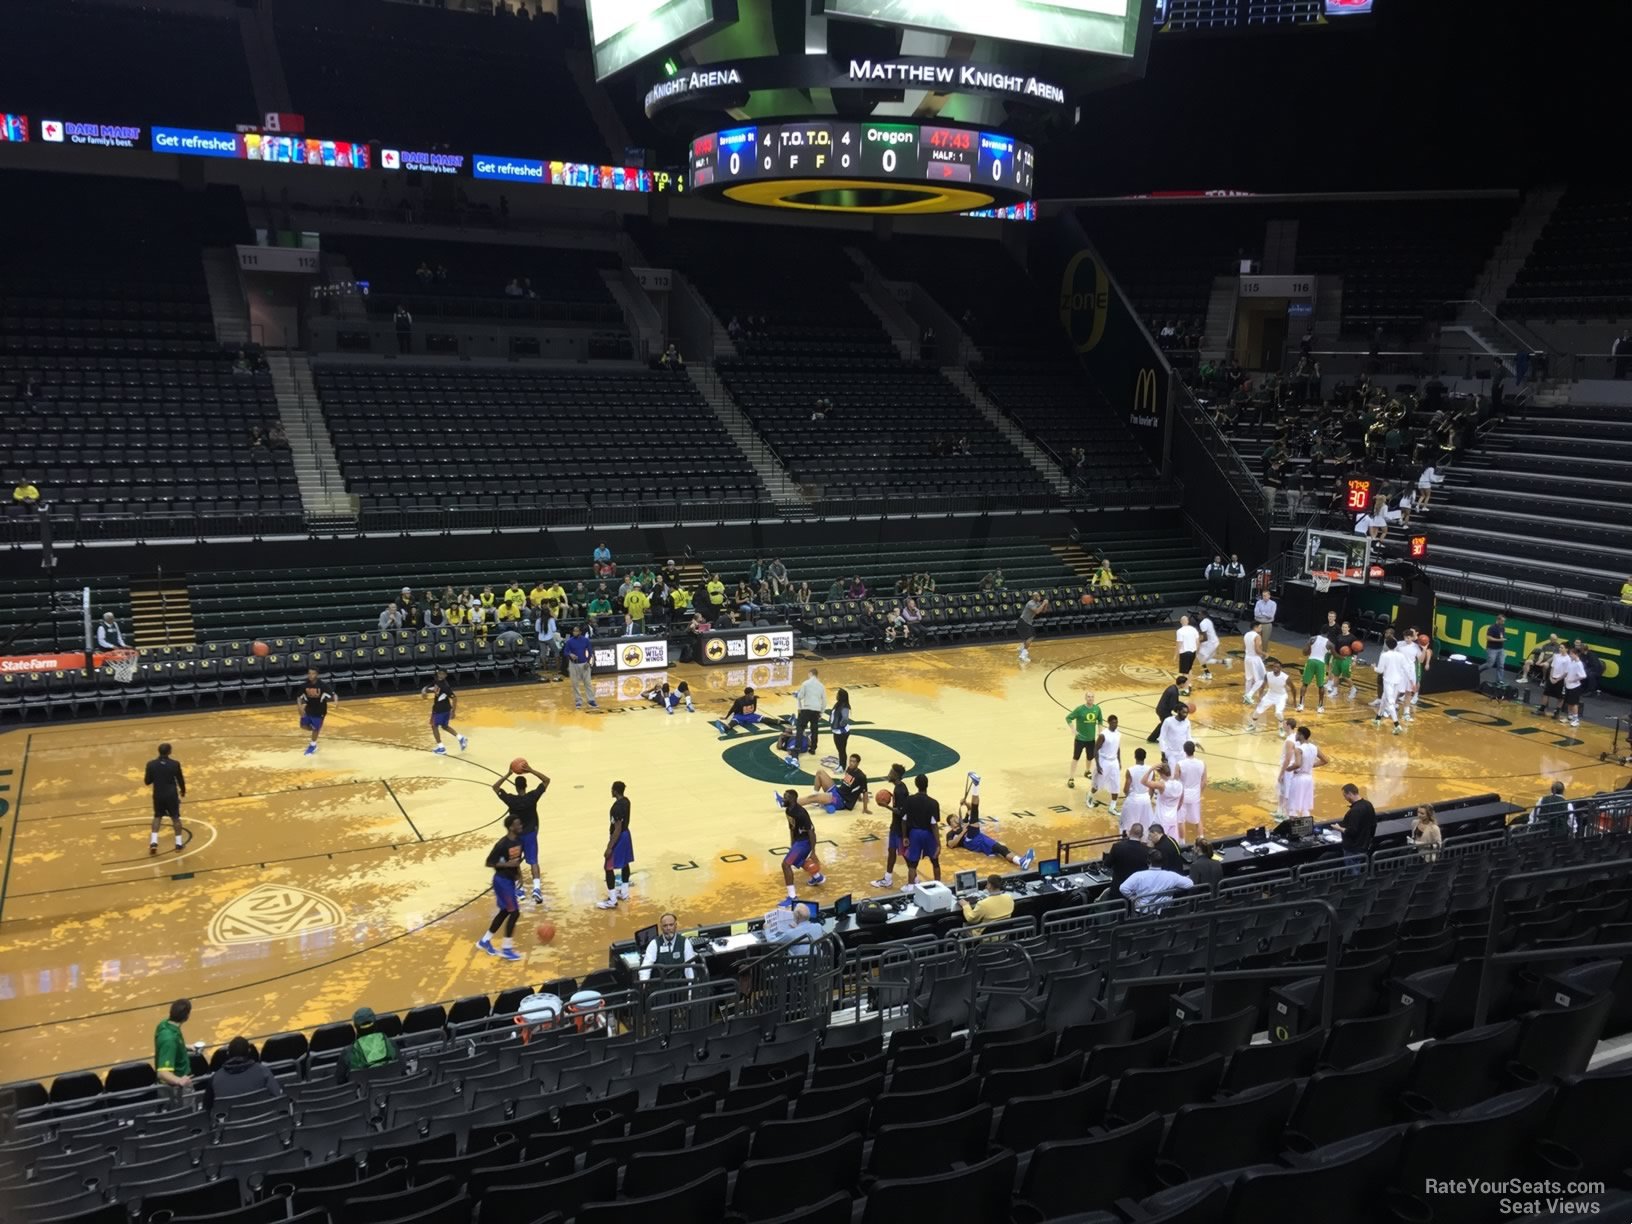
[1120,746,1155,836]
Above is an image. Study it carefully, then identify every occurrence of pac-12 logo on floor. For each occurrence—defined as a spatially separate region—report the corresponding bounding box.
[720,726,962,784]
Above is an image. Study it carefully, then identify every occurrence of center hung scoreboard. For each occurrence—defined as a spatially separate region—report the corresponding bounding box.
[689,119,1035,214]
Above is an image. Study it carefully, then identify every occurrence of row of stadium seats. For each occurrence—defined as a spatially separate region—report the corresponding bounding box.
[799,591,1166,652]
[5,825,1629,1222]
[1502,186,1632,319]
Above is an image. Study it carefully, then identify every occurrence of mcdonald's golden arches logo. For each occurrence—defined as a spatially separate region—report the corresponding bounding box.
[1131,367,1160,426]
[1059,249,1110,353]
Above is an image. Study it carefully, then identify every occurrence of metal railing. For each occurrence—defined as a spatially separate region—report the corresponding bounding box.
[1174,384,1268,530]
[1424,569,1631,631]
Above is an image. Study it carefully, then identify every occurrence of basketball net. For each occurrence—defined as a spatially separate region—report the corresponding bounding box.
[1312,573,1333,593]
[96,649,140,683]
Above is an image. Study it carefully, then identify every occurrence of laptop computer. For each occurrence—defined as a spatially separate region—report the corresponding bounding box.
[1037,858,1062,879]
[954,869,978,892]
[633,924,658,952]
[832,893,854,918]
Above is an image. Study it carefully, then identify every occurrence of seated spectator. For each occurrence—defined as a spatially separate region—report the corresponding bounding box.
[266,423,288,449]
[768,557,789,595]
[205,1036,283,1110]
[336,1007,400,1083]
[901,597,923,628]
[12,478,41,507]
[1120,849,1194,913]
[735,580,760,613]
[505,277,524,297]
[884,605,910,648]
[403,600,425,631]
[659,342,685,371]
[249,425,266,448]
[662,558,681,587]
[587,586,614,620]
[825,577,846,603]
[569,581,591,615]
[728,315,744,342]
[593,541,615,576]
[1188,838,1224,890]
[378,602,403,632]
[424,600,447,629]
[1093,560,1116,590]
[445,600,467,627]
[980,569,1002,591]
[415,261,434,286]
[793,580,812,609]
[847,575,868,600]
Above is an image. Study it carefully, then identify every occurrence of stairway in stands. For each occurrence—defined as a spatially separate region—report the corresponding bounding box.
[1048,538,1098,581]
[685,365,808,511]
[129,579,195,648]
[267,352,357,520]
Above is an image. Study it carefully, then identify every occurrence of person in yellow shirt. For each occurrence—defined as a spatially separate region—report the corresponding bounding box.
[13,480,41,505]
[623,582,651,634]
[495,601,520,623]
[445,602,467,626]
[670,586,692,613]
[1621,576,1632,606]
[528,582,549,609]
[705,574,725,606]
[960,874,1016,928]
[479,586,496,609]
[542,580,567,610]
[504,581,526,608]
[1093,560,1115,590]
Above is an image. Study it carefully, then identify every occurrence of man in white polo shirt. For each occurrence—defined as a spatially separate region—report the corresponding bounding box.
[1175,615,1200,685]
[1561,645,1588,729]
[1538,643,1572,720]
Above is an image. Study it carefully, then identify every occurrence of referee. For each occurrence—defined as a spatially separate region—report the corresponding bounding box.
[794,668,825,757]
[145,742,186,856]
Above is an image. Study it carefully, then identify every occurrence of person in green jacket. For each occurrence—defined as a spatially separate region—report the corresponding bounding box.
[155,998,194,1095]
[1065,691,1105,788]
[336,1006,401,1083]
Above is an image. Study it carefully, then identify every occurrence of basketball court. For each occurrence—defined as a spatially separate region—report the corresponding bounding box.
[0,627,1619,1084]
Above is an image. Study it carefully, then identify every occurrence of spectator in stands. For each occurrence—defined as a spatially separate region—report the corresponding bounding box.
[980,569,1004,591]
[1121,849,1193,913]
[728,315,744,343]
[504,277,524,297]
[1411,805,1442,862]
[12,477,41,508]
[378,602,403,632]
[706,572,727,608]
[1335,783,1377,873]
[415,261,434,286]
[267,423,287,449]
[659,342,685,372]
[793,580,812,609]
[847,575,868,599]
[249,424,265,448]
[1092,559,1115,590]
[205,1035,282,1110]
[1529,780,1573,835]
[768,557,789,596]
[1619,577,1632,627]
[587,585,613,622]
[535,607,562,664]
[624,582,651,636]
[394,305,413,354]
[902,598,923,632]
[883,605,910,649]
[961,874,1015,926]
[825,576,846,603]
[1103,824,1148,893]
[593,542,614,576]
[1253,590,1278,629]
[424,600,447,629]
[1205,556,1228,596]
[1416,462,1440,510]
[154,999,194,1097]
[334,1007,400,1083]
[96,612,127,650]
[1188,838,1223,890]
[640,913,698,982]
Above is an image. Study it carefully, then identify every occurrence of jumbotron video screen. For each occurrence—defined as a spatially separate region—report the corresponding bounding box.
[823,0,1144,59]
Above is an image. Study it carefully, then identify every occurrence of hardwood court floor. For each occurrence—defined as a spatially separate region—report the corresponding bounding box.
[0,629,1620,1083]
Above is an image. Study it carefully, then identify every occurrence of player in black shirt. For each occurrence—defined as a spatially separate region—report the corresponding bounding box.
[871,763,910,889]
[492,766,550,906]
[779,789,826,901]
[297,669,337,757]
[902,774,942,885]
[712,686,775,734]
[421,668,468,754]
[477,814,525,961]
[144,742,186,856]
[784,753,872,815]
[597,781,635,910]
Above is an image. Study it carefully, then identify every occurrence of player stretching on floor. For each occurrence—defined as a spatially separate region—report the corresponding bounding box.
[872,763,910,889]
[596,781,635,910]
[641,680,694,714]
[782,753,871,814]
[1064,691,1104,788]
[144,742,186,856]
[492,766,550,905]
[477,814,526,961]
[779,790,826,904]
[712,686,781,734]
[945,777,1035,871]
[422,668,469,753]
[297,669,337,756]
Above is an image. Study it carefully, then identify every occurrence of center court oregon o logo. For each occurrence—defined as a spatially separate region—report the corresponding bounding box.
[721,727,961,785]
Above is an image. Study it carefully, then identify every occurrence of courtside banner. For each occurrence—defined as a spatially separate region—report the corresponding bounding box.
[0,651,129,673]
[697,627,794,665]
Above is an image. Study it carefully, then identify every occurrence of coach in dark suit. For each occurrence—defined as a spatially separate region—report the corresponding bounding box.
[1104,825,1150,894]
[1147,677,1185,743]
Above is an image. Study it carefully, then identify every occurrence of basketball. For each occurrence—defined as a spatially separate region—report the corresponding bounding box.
[1418,634,1431,648]
[535,922,556,945]
[1080,594,1094,606]
[251,641,270,657]
[876,789,893,808]
[1351,639,1365,654]
[1339,645,1352,657]
[510,757,529,775]
[1186,702,1197,715]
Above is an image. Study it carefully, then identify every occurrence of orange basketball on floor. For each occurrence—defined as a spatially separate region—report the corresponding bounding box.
[251,641,270,657]
[510,757,529,775]
[1080,594,1094,606]
[875,789,893,808]
[1339,645,1352,657]
[536,922,556,944]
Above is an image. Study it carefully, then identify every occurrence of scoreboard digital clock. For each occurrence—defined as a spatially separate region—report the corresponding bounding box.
[688,119,1035,214]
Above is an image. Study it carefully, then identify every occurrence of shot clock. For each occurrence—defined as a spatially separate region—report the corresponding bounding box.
[1345,478,1373,514]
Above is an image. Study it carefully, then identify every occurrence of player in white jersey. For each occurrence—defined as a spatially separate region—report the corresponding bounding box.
[1120,746,1155,836]
[1241,626,1266,705]
[1089,715,1124,816]
[1298,631,1332,714]
[1176,740,1206,843]
[1271,716,1299,817]
[1395,630,1424,720]
[1281,725,1328,819]
[1196,615,1221,681]
[1143,762,1185,831]
[1174,616,1200,690]
[1158,705,1194,769]
[1246,659,1292,731]
[1373,636,1416,734]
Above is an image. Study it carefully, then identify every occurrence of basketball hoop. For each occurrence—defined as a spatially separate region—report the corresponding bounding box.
[100,649,140,684]
[1312,573,1333,594]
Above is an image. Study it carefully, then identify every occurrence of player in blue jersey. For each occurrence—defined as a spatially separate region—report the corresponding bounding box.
[778,789,826,903]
